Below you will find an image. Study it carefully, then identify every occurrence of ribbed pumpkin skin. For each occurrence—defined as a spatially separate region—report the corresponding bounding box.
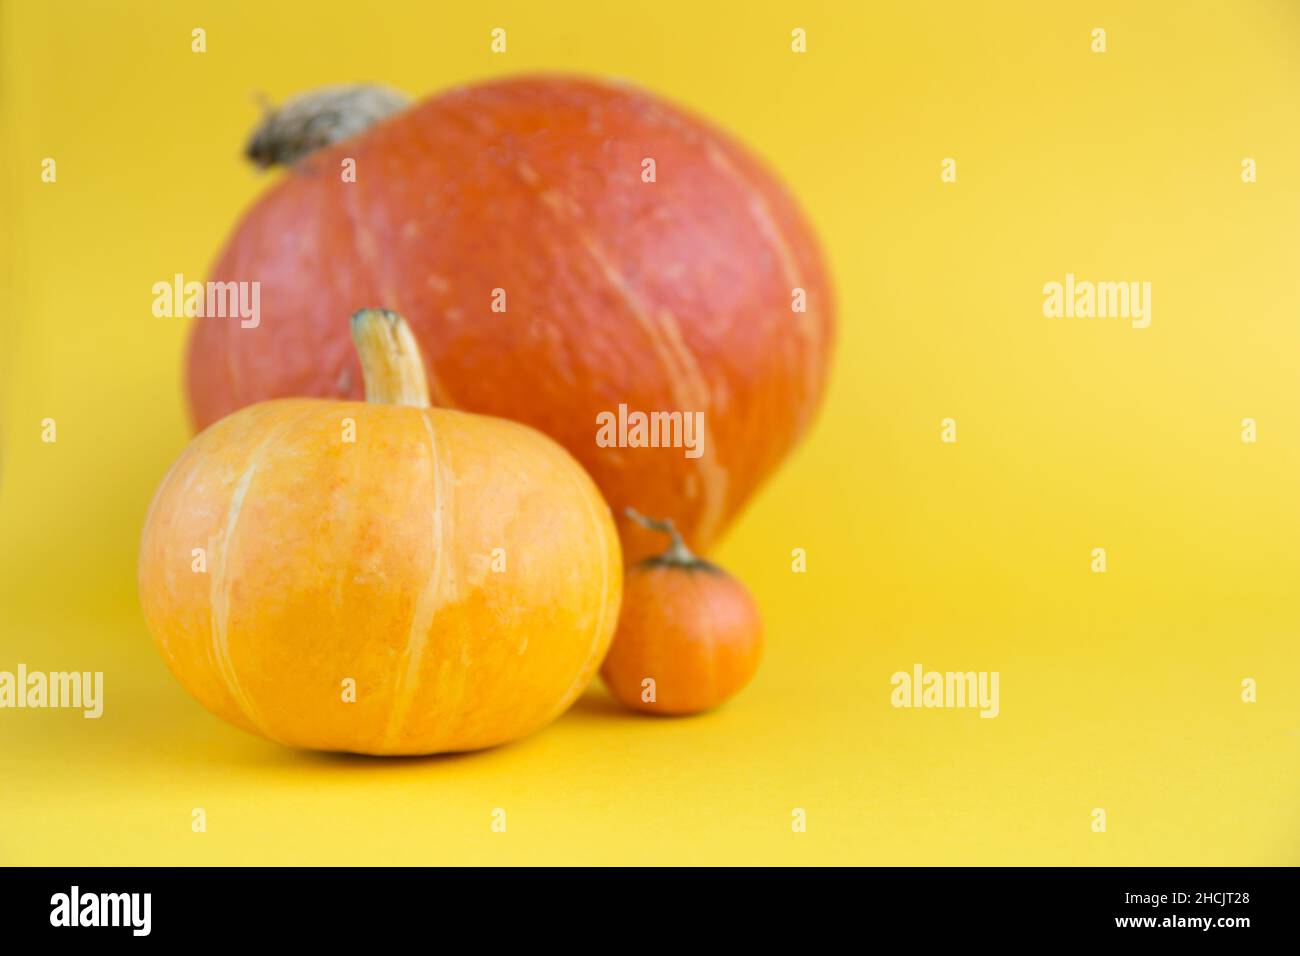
[601,563,762,715]
[188,75,834,562]
[138,399,622,755]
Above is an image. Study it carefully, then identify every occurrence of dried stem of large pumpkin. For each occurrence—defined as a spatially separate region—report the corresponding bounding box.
[245,84,410,168]
[349,309,431,408]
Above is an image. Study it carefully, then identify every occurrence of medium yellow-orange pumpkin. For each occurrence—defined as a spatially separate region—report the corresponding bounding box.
[140,310,622,755]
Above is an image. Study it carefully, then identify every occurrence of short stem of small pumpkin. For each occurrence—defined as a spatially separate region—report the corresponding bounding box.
[625,507,699,565]
[350,309,431,408]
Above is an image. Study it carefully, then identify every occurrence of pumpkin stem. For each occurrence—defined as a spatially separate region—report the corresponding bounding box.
[349,310,432,408]
[245,84,410,168]
[625,507,707,568]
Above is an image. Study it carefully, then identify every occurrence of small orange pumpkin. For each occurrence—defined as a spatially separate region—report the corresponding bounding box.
[139,310,622,755]
[601,509,762,715]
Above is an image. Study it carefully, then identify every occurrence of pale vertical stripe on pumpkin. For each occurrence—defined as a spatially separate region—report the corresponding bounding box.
[653,305,730,544]
[206,412,314,744]
[379,409,451,752]
[209,458,263,728]
[350,309,459,752]
[704,142,826,436]
[528,164,730,547]
[573,230,730,547]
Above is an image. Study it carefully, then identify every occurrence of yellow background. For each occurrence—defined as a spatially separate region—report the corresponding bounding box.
[3,0,1298,865]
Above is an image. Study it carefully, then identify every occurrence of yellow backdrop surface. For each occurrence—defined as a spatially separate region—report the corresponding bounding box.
[2,0,1298,865]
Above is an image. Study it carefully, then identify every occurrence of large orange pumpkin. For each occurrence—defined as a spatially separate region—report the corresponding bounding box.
[142,310,622,755]
[188,75,834,562]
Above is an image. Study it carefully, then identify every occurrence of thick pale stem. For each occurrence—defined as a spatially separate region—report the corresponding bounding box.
[349,310,431,408]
